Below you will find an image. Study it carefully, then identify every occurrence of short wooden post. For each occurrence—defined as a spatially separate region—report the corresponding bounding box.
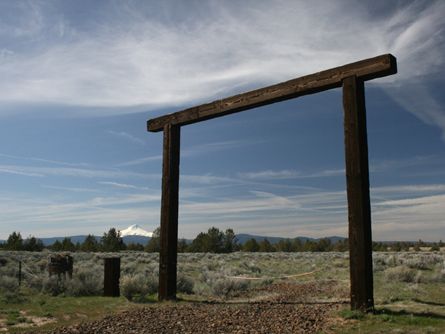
[104,257,120,297]
[343,75,374,312]
[158,123,180,301]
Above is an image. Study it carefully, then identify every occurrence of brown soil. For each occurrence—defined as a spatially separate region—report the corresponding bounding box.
[50,280,348,334]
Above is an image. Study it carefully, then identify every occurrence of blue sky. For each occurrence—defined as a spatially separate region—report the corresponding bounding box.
[0,0,444,241]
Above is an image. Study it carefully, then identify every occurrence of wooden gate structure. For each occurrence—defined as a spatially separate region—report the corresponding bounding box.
[147,54,397,311]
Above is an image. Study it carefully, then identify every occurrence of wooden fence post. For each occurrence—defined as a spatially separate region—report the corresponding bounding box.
[158,123,180,301]
[104,257,120,297]
[343,75,374,312]
[18,261,22,287]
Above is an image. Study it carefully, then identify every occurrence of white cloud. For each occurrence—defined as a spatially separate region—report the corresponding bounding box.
[372,193,445,240]
[0,166,44,177]
[0,164,148,179]
[240,170,301,180]
[42,185,100,193]
[0,192,162,238]
[1,181,445,240]
[0,152,90,167]
[0,0,442,123]
[119,139,259,167]
[180,174,234,185]
[98,181,149,190]
[386,83,445,140]
[238,168,344,180]
[117,155,162,167]
[107,130,145,145]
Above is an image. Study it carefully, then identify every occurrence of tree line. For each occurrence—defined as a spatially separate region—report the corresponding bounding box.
[0,227,443,253]
[0,228,126,252]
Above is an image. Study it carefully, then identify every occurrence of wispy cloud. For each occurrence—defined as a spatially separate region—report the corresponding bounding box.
[117,155,162,167]
[107,130,145,145]
[119,139,258,167]
[1,182,445,240]
[0,164,148,179]
[0,192,161,238]
[238,168,345,180]
[238,155,441,181]
[239,170,300,180]
[98,181,149,191]
[41,185,100,193]
[181,174,234,185]
[0,1,442,120]
[183,140,259,156]
[0,166,44,177]
[370,155,440,172]
[0,152,89,167]
[386,83,445,141]
[372,193,445,240]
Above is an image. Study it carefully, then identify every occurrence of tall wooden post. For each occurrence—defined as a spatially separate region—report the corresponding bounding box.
[158,123,180,301]
[343,76,374,312]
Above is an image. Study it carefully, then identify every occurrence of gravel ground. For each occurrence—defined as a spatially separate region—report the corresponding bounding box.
[50,281,347,334]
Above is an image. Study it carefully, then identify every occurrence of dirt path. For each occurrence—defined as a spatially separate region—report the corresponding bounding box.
[50,281,347,334]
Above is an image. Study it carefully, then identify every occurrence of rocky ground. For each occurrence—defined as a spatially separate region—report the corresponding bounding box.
[49,280,349,334]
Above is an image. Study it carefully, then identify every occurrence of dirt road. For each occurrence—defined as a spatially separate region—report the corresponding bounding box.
[51,280,347,333]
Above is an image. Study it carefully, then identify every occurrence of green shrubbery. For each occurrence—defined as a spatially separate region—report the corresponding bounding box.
[384,266,417,283]
[177,274,194,294]
[120,273,157,301]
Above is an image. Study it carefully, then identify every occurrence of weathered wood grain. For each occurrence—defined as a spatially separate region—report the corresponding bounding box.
[158,124,180,301]
[343,76,374,312]
[148,54,396,132]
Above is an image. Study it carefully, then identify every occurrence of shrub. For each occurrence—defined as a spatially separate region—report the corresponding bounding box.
[65,269,103,296]
[403,254,442,270]
[209,278,250,298]
[26,275,44,292]
[177,274,194,294]
[384,255,402,267]
[417,269,445,284]
[120,274,157,301]
[0,275,19,292]
[373,255,387,272]
[42,276,66,296]
[384,266,417,283]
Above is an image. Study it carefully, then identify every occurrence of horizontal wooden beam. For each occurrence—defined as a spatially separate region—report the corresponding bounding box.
[147,54,397,132]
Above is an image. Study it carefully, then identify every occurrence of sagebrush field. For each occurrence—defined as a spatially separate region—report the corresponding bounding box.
[1,251,445,333]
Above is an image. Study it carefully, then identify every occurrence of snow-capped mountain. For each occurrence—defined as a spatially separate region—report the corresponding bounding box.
[120,224,153,237]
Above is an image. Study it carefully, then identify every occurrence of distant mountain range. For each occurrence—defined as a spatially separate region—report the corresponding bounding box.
[0,224,347,246]
[235,234,346,245]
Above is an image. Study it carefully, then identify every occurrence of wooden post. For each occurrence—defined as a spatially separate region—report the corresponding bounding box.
[158,123,180,301]
[343,75,374,312]
[18,261,22,287]
[104,257,120,297]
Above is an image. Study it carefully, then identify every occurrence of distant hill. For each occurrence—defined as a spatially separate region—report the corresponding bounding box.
[37,235,98,246]
[122,235,151,245]
[235,234,346,245]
